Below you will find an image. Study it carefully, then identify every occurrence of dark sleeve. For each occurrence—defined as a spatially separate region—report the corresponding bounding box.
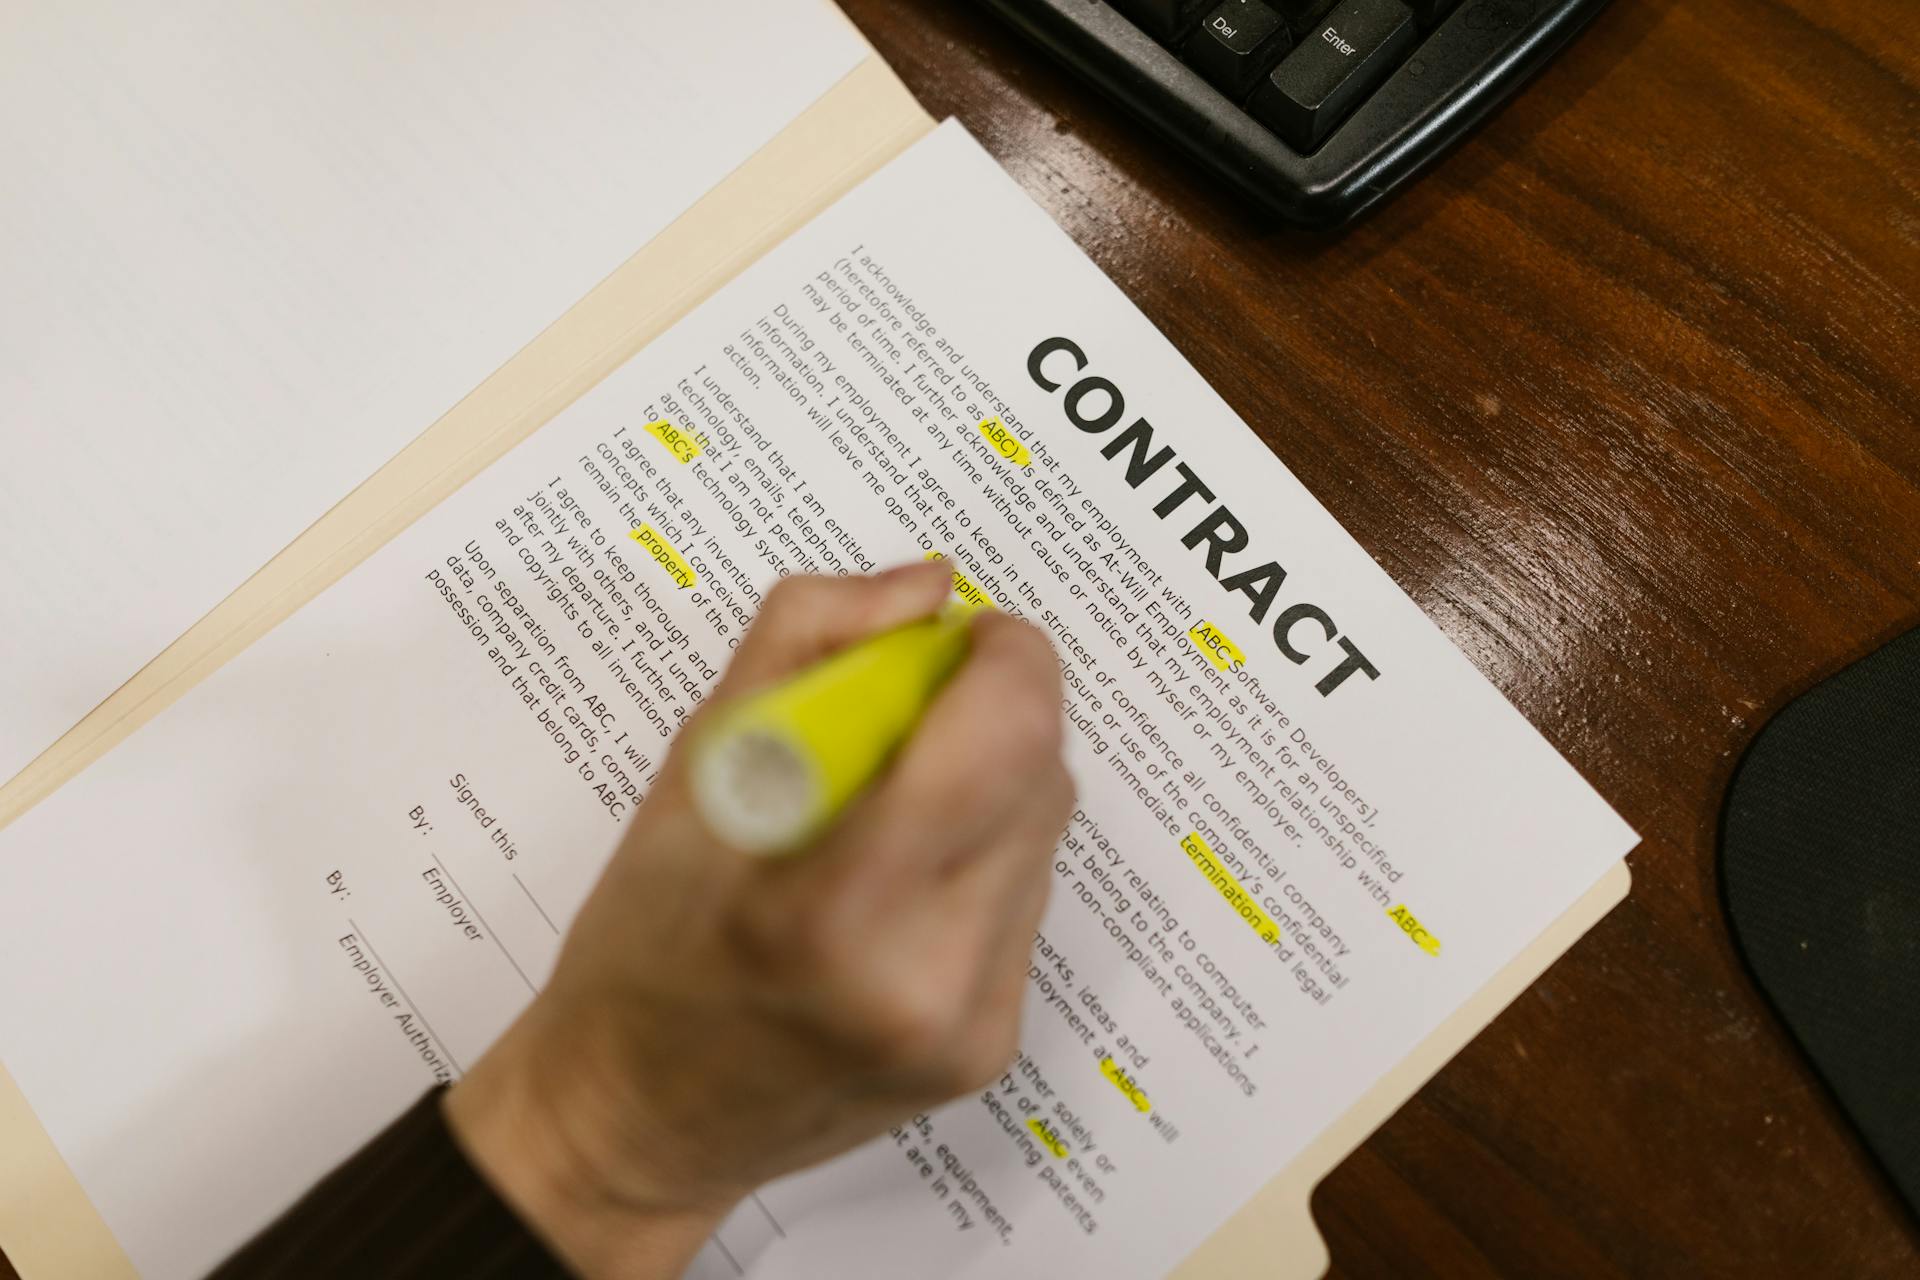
[207,1088,569,1279]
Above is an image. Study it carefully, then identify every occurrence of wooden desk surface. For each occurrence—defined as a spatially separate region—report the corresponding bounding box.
[2,4,1911,1279]
[832,0,1919,1275]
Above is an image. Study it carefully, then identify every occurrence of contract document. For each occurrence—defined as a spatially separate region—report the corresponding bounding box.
[0,122,1636,1279]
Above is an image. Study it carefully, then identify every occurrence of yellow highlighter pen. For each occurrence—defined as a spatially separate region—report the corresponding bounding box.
[690,604,979,854]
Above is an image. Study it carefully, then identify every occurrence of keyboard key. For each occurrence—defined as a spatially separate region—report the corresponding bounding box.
[1250,0,1416,150]
[1186,1,1294,98]
[1404,0,1460,27]
[1111,0,1213,42]
[1270,0,1339,33]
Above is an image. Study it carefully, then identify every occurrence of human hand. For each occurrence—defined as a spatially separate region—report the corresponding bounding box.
[445,562,1074,1278]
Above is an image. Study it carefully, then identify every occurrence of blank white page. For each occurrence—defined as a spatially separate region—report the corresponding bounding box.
[0,0,861,783]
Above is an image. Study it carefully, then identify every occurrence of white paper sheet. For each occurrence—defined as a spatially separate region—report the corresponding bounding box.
[0,0,863,784]
[0,122,1636,1279]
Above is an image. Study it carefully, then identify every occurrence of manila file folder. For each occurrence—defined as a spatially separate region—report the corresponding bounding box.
[0,36,1630,1280]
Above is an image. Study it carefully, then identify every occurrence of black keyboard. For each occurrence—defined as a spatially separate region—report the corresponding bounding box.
[981,0,1611,227]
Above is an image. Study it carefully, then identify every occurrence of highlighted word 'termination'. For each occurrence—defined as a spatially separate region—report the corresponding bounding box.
[1181,831,1283,947]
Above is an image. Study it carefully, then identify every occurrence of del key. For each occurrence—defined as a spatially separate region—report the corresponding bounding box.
[1252,0,1415,150]
[1185,0,1293,99]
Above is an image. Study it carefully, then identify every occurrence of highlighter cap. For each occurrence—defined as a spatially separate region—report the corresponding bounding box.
[692,727,823,853]
[690,608,977,855]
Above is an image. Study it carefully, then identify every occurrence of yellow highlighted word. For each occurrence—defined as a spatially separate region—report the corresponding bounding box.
[1187,620,1246,672]
[1386,905,1442,956]
[630,525,697,589]
[976,416,1032,467]
[642,417,705,464]
[1181,831,1284,947]
[1026,1116,1069,1158]
[1099,1057,1152,1113]
[924,551,995,610]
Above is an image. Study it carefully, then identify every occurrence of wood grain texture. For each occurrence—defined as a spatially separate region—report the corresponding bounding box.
[835,0,1919,1275]
[3,4,1912,1278]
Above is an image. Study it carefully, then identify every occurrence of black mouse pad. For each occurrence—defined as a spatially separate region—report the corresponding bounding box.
[1721,626,1920,1216]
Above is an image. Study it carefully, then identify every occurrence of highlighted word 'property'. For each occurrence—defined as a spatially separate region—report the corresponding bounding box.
[642,417,705,464]
[1187,620,1246,672]
[1181,831,1283,947]
[630,525,697,589]
[1387,905,1441,956]
[976,415,1032,467]
[924,551,995,610]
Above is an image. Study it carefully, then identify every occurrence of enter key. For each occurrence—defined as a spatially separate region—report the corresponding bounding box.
[1252,0,1416,150]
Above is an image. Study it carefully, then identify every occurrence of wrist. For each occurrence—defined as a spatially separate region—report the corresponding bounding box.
[445,1009,732,1279]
